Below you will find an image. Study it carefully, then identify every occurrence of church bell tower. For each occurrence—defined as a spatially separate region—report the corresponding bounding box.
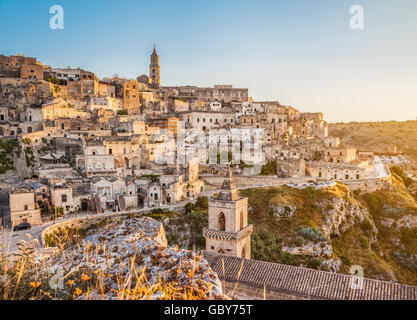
[203,169,253,259]
[149,46,160,88]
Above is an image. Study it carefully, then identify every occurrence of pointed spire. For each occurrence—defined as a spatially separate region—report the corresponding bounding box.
[216,166,239,201]
[221,167,236,191]
[152,44,157,55]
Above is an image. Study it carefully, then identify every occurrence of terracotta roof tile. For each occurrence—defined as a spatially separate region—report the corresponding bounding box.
[204,252,417,300]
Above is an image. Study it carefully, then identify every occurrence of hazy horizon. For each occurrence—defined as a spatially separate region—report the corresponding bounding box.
[0,0,416,123]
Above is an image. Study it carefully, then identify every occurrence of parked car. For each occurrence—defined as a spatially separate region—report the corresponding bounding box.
[13,222,31,231]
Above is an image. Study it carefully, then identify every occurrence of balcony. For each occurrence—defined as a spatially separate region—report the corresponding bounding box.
[203,224,253,242]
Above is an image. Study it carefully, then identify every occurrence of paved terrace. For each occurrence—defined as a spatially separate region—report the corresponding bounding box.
[204,252,417,300]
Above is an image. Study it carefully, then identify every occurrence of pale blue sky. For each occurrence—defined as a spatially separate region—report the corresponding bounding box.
[0,0,416,122]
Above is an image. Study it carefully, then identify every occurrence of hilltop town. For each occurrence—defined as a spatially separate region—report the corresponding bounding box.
[1,49,417,299]
[1,49,401,225]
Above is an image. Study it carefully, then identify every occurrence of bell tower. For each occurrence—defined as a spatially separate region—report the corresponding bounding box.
[149,45,160,88]
[203,169,253,258]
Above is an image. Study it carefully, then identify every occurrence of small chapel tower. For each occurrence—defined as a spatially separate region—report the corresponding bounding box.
[203,169,253,259]
[149,46,160,88]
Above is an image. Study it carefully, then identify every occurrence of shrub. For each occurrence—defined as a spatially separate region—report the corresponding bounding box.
[392,251,417,272]
[359,235,370,249]
[298,227,326,242]
[361,218,373,235]
[399,227,417,254]
[390,166,413,187]
[294,236,303,246]
[0,138,20,173]
[340,256,351,266]
[362,193,383,216]
[353,189,361,198]
[260,160,277,175]
[302,187,316,200]
[307,258,321,269]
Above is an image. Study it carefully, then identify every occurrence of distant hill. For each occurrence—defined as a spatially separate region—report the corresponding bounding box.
[329,120,417,160]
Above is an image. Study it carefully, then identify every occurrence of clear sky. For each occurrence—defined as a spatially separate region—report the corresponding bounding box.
[0,0,416,122]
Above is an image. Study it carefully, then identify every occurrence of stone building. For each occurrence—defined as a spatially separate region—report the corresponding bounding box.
[20,62,44,80]
[50,183,75,214]
[121,80,141,114]
[324,146,357,164]
[203,169,253,259]
[180,111,236,131]
[9,186,42,226]
[306,161,372,181]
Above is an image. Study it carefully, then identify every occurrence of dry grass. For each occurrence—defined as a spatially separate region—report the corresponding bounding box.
[0,229,226,300]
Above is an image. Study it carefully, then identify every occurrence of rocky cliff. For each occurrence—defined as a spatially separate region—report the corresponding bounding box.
[240,177,417,286]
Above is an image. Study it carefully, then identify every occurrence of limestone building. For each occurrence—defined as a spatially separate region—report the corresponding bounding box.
[203,169,253,259]
[9,186,42,226]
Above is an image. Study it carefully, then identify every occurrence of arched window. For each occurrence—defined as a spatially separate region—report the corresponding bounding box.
[218,212,225,231]
[240,211,244,230]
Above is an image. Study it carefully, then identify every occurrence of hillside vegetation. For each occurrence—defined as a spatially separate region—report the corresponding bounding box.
[240,176,417,286]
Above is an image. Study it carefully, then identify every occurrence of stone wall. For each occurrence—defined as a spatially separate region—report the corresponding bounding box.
[201,175,310,188]
[343,176,392,192]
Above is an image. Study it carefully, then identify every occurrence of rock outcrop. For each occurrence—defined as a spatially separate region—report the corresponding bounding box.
[319,197,375,237]
[41,217,226,300]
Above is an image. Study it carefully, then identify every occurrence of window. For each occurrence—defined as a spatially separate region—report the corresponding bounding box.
[24,205,28,210]
[218,212,225,231]
[61,194,67,203]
